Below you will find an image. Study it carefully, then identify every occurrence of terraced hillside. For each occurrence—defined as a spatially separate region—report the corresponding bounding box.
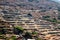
[0,0,60,10]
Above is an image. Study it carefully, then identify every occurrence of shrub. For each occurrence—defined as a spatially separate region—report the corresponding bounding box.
[14,26,24,34]
[32,32,38,35]
[9,36,16,40]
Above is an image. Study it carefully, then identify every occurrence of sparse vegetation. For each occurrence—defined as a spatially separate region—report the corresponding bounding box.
[36,38,42,40]
[44,18,57,23]
[43,16,50,19]
[41,10,46,12]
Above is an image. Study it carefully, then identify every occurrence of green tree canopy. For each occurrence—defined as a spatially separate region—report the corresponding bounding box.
[32,32,38,35]
[15,26,24,31]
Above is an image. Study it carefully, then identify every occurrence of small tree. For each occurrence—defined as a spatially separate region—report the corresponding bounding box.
[15,26,24,31]
[32,31,38,35]
[23,32,32,40]
[14,26,24,34]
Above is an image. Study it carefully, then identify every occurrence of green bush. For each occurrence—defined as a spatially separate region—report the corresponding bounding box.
[32,32,38,35]
[0,32,2,35]
[10,36,16,40]
[43,16,50,18]
[15,26,24,31]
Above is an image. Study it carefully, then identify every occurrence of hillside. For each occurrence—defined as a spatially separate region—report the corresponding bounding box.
[0,0,60,10]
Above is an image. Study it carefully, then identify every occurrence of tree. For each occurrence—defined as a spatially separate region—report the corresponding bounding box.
[32,31,38,39]
[0,28,6,34]
[43,16,50,19]
[32,32,38,35]
[57,7,60,11]
[23,32,32,40]
[14,26,24,34]
[15,26,24,31]
[27,13,32,17]
[52,18,57,22]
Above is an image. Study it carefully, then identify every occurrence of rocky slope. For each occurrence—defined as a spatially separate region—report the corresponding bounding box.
[0,0,60,10]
